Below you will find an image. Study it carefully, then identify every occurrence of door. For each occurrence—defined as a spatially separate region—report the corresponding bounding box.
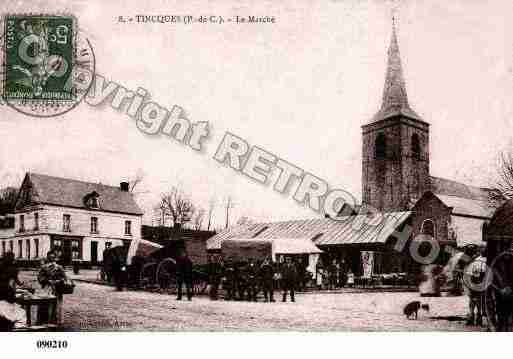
[91,241,98,265]
[62,239,72,265]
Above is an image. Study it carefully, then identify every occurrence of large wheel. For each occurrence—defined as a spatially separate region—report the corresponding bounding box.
[156,258,177,293]
[484,285,499,331]
[192,270,209,295]
[140,262,158,288]
[485,250,513,331]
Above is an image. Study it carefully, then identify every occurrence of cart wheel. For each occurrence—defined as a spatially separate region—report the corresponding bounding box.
[140,262,158,288]
[156,258,177,293]
[484,285,499,331]
[485,250,513,331]
[193,278,208,295]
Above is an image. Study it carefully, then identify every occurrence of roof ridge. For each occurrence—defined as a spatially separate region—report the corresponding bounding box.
[430,175,493,193]
[29,172,126,191]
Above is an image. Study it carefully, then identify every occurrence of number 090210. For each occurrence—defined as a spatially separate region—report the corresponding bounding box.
[36,340,68,349]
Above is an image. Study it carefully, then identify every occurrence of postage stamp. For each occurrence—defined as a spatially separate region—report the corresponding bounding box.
[0,14,95,117]
[4,15,75,100]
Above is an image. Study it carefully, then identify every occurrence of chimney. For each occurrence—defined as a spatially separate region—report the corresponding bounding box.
[120,182,129,192]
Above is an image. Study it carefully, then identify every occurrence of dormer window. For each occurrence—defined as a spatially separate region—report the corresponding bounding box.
[90,197,99,208]
[84,191,101,209]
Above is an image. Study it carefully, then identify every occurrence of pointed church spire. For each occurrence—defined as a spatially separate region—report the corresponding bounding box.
[372,16,421,123]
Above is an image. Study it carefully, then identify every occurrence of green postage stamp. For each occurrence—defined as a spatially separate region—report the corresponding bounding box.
[3,15,75,101]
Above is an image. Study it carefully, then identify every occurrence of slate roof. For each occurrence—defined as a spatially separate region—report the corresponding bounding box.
[436,195,494,219]
[430,176,492,202]
[428,176,496,219]
[21,173,143,215]
[206,211,411,250]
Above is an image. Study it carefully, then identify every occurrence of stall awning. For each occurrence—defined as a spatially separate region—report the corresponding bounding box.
[271,237,323,255]
[207,211,411,250]
[225,237,322,255]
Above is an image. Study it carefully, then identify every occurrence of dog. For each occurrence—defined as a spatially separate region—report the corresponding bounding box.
[403,301,430,320]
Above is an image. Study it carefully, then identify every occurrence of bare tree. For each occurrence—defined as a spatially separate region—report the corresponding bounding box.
[207,197,216,231]
[224,196,234,229]
[129,168,145,193]
[492,151,513,205]
[157,186,195,227]
[193,208,206,230]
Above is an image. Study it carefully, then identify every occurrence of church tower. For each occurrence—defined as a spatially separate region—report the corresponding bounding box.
[362,20,430,212]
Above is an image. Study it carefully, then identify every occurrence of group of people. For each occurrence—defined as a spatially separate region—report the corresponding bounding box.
[0,250,68,330]
[315,259,352,290]
[207,255,302,302]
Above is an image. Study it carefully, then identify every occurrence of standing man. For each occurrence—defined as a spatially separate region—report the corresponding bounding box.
[463,246,487,326]
[281,257,298,302]
[260,257,275,302]
[328,260,338,290]
[223,259,235,300]
[246,259,259,302]
[102,242,112,283]
[38,251,68,326]
[176,250,193,301]
[209,256,223,300]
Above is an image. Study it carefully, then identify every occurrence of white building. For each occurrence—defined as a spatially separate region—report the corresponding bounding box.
[0,173,143,265]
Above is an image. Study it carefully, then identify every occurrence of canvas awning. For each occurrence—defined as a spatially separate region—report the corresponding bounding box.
[127,238,163,264]
[270,237,323,254]
[230,237,322,255]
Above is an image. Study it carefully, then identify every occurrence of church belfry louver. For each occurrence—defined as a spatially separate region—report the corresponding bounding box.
[361,20,430,212]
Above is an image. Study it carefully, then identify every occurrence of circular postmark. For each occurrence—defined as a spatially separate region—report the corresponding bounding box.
[0,14,95,117]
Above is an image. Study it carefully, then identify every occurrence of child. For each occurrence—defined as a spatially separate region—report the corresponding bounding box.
[347,270,355,288]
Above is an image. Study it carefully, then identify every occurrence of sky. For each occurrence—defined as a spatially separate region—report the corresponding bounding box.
[1,0,513,229]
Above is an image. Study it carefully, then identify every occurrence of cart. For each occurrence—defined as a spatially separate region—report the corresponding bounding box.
[484,199,513,331]
[126,239,209,294]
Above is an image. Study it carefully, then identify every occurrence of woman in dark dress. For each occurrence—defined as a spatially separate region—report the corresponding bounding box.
[0,252,25,331]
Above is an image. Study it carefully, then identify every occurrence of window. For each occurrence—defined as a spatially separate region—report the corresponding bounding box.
[51,238,62,253]
[421,219,435,237]
[91,217,98,234]
[375,133,387,159]
[63,214,71,232]
[19,215,25,232]
[124,220,132,235]
[71,239,82,260]
[411,133,421,160]
[18,240,22,258]
[34,238,39,258]
[1,241,5,256]
[9,241,13,253]
[90,197,99,208]
[26,239,31,259]
[34,212,39,230]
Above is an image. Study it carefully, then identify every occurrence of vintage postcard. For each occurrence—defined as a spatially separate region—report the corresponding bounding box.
[0,0,512,355]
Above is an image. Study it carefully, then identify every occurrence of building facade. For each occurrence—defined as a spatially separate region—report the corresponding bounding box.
[0,173,143,266]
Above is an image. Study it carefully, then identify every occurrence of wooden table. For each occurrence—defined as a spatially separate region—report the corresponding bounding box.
[14,295,58,331]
